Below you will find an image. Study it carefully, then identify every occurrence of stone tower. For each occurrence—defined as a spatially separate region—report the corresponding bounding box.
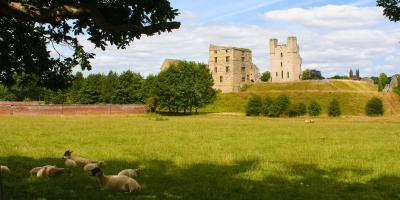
[269,37,302,82]
[208,45,260,93]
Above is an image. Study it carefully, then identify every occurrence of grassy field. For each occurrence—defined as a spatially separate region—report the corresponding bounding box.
[1,114,400,199]
[201,80,400,115]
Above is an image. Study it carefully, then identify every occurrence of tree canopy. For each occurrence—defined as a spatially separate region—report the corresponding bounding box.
[377,0,400,22]
[0,0,180,89]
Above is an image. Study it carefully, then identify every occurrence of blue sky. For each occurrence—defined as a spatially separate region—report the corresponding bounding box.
[73,0,400,77]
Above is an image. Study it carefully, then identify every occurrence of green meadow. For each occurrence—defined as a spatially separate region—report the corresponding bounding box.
[1,114,400,199]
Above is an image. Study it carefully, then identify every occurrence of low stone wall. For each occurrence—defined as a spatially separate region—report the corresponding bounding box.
[0,104,146,115]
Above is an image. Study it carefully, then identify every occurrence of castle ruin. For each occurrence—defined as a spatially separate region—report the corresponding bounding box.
[208,45,260,93]
[269,37,302,82]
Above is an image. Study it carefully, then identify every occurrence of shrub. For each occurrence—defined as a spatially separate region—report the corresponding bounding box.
[145,97,158,113]
[308,101,322,116]
[265,95,290,117]
[366,97,384,116]
[246,95,263,116]
[287,103,307,117]
[261,96,273,116]
[328,99,341,117]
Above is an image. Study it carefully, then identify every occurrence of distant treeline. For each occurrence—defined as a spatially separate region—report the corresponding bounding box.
[0,61,216,114]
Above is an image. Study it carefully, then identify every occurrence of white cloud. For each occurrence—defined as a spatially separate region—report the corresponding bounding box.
[75,23,400,78]
[263,5,384,29]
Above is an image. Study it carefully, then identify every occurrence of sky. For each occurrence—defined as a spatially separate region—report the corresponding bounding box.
[74,0,400,78]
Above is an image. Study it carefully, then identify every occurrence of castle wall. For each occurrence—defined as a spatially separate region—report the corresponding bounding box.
[270,37,302,82]
[208,45,260,93]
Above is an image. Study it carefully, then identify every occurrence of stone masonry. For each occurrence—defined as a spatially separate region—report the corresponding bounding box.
[208,45,260,93]
[270,37,302,82]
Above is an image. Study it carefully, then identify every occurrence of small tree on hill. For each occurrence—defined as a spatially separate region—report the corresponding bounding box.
[287,103,307,117]
[349,69,354,79]
[266,95,290,117]
[246,96,263,116]
[328,99,341,117]
[378,73,389,91]
[261,96,273,116]
[366,97,384,116]
[308,101,322,116]
[302,69,312,80]
[261,71,271,82]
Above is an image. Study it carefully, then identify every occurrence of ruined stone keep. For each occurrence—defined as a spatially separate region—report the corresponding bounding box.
[208,45,260,93]
[269,37,302,82]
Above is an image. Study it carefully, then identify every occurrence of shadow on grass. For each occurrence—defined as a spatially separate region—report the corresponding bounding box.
[1,156,400,200]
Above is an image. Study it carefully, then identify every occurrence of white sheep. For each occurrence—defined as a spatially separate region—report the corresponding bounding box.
[0,165,10,174]
[64,158,77,168]
[117,168,143,178]
[304,119,315,124]
[83,161,105,172]
[63,150,91,167]
[90,167,140,193]
[36,165,71,177]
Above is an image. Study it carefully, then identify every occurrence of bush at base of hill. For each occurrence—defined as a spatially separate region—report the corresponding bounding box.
[366,97,384,116]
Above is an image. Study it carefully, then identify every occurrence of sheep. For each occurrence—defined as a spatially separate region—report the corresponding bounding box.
[64,158,77,168]
[0,165,10,174]
[36,165,71,177]
[117,168,143,178]
[90,167,140,193]
[83,161,105,172]
[304,119,315,124]
[30,167,44,176]
[63,150,91,167]
[30,165,56,176]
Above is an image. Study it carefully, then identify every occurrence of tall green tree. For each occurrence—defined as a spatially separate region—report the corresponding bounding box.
[378,73,389,91]
[100,71,118,103]
[302,69,312,80]
[0,0,180,89]
[112,71,143,104]
[154,61,216,113]
[261,71,271,82]
[349,69,354,79]
[78,74,103,104]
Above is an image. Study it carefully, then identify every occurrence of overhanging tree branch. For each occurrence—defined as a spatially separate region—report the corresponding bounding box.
[0,0,180,34]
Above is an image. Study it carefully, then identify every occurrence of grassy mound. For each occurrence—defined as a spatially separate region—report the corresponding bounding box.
[201,80,400,115]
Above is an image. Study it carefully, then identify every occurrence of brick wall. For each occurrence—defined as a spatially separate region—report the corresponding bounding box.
[0,104,146,115]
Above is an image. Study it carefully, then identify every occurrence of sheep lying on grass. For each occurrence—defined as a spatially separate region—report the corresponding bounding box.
[118,168,143,178]
[83,161,106,172]
[64,158,77,168]
[0,165,10,174]
[304,119,315,124]
[35,166,71,177]
[90,167,140,193]
[63,150,91,167]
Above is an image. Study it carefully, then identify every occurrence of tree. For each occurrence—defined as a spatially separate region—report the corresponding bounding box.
[0,1,180,89]
[356,69,360,80]
[349,69,354,79]
[378,73,389,91]
[308,101,322,116]
[261,71,271,82]
[100,71,118,104]
[154,61,216,113]
[78,74,103,104]
[246,96,263,116]
[111,71,143,104]
[366,97,384,116]
[328,99,341,117]
[287,103,307,117]
[377,0,400,22]
[302,69,312,80]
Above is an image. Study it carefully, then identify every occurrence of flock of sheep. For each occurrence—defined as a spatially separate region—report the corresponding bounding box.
[0,150,143,193]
